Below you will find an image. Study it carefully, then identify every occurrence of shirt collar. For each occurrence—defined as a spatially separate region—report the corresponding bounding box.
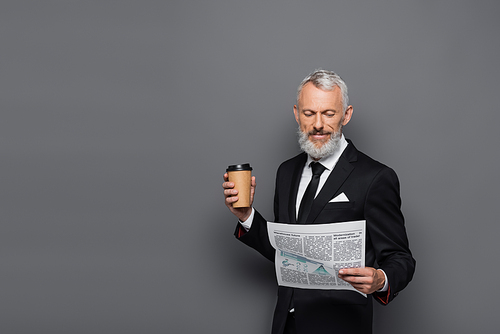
[306,134,349,171]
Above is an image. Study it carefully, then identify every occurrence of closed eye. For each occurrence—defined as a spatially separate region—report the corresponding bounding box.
[303,110,315,117]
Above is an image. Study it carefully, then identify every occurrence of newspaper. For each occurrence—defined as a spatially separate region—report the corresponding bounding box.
[267,220,366,295]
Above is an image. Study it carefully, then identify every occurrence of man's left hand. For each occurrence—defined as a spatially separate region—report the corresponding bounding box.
[338,267,385,294]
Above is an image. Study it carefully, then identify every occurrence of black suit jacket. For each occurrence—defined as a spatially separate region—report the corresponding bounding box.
[235,140,415,334]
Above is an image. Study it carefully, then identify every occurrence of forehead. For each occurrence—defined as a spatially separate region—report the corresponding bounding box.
[298,82,342,109]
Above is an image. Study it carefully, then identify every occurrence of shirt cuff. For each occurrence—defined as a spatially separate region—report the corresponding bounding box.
[238,207,255,231]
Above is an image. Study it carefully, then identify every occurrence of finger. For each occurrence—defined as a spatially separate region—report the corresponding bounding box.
[224,189,238,197]
[338,268,361,276]
[339,275,372,284]
[339,267,372,276]
[225,195,239,204]
[339,277,371,293]
[222,181,235,189]
[223,173,229,181]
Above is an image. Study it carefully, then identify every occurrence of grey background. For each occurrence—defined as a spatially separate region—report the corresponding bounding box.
[1,1,499,333]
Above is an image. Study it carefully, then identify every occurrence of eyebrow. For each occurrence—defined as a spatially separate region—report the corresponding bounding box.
[302,109,338,113]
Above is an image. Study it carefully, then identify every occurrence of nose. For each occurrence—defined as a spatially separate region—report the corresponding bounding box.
[313,113,324,131]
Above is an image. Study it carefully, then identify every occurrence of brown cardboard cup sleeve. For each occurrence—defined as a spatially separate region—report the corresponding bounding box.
[226,163,252,208]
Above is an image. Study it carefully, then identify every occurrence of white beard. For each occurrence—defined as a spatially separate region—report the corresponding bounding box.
[297,127,342,160]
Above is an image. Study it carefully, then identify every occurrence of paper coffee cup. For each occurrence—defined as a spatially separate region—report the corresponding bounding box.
[226,163,253,208]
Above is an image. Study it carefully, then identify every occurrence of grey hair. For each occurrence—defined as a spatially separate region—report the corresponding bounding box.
[296,69,349,112]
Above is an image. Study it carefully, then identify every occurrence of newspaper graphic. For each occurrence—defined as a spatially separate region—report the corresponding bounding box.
[267,220,366,295]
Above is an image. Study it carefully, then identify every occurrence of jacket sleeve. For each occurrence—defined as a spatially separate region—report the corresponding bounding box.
[234,210,275,262]
[365,167,416,304]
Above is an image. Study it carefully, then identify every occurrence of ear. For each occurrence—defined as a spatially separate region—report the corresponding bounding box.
[342,105,353,126]
[293,105,300,125]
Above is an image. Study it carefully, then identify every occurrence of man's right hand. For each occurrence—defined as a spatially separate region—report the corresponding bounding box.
[222,173,256,222]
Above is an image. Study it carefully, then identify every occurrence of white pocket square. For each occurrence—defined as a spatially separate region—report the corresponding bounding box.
[329,192,349,203]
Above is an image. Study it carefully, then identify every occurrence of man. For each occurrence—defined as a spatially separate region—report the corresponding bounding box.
[223,70,415,334]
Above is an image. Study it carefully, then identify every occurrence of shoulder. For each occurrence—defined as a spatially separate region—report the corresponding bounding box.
[347,141,399,181]
[277,152,306,173]
[356,149,389,171]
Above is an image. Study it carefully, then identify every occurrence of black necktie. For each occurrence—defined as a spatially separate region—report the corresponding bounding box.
[297,162,326,223]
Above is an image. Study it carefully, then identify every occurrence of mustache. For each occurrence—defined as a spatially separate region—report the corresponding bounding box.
[308,130,331,135]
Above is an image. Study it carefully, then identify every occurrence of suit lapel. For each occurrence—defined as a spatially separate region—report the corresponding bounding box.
[306,143,357,223]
